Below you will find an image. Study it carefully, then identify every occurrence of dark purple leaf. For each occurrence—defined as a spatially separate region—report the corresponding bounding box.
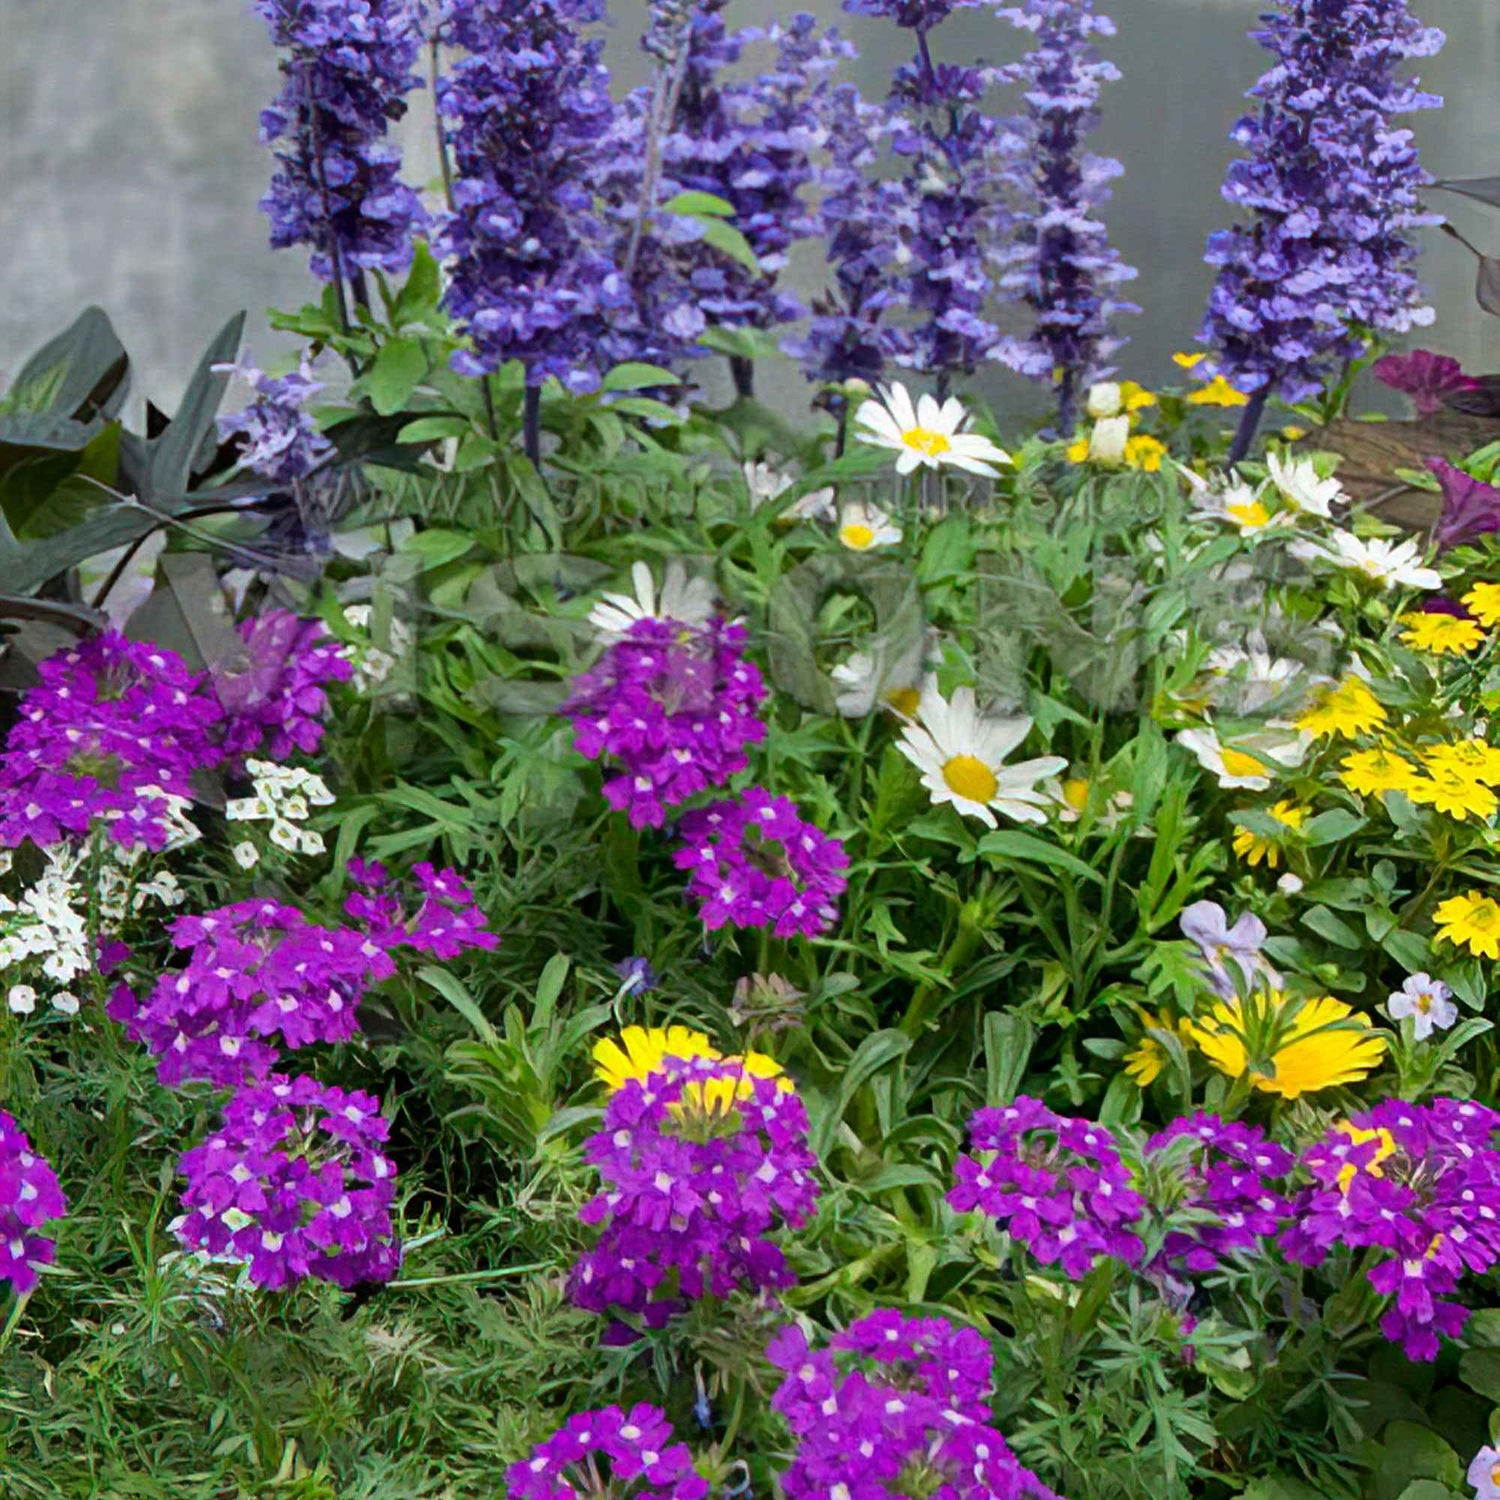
[1427,456,1500,552]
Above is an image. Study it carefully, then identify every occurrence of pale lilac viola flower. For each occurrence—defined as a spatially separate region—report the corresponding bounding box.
[1387,972,1456,1040]
[1180,900,1270,997]
[1470,1445,1500,1500]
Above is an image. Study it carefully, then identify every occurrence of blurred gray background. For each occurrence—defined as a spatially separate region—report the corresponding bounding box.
[1,0,1496,416]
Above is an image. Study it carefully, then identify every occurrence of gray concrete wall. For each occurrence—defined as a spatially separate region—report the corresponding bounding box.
[1,0,1495,416]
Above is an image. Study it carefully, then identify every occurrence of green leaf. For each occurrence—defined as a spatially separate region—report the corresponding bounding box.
[1383,928,1434,973]
[4,305,129,422]
[400,528,476,569]
[390,241,441,327]
[1301,807,1367,846]
[145,311,245,497]
[660,190,736,218]
[812,1030,910,1158]
[366,337,429,416]
[601,363,681,393]
[976,829,1105,886]
[396,414,470,444]
[1461,1348,1500,1403]
[984,1011,1034,1107]
[1300,903,1363,949]
[418,966,496,1046]
[694,216,764,276]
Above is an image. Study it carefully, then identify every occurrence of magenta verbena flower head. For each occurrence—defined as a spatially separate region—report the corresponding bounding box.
[107,898,395,1088]
[569,1055,819,1322]
[1143,1113,1293,1276]
[767,1309,1065,1500]
[672,787,848,939]
[174,1074,400,1290]
[1280,1097,1500,1361]
[563,617,768,829]
[343,858,500,960]
[215,610,354,763]
[506,1402,709,1500]
[0,1110,67,1295]
[949,1096,1146,1278]
[0,631,223,854]
[254,0,429,283]
[1196,0,1445,404]
[216,356,335,485]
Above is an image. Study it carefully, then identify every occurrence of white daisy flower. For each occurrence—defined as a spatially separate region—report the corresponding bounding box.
[1266,452,1341,518]
[898,687,1067,827]
[838,501,903,552]
[1291,530,1441,590]
[588,560,717,641]
[830,655,931,719]
[1205,639,1306,714]
[743,461,793,507]
[7,983,36,1016]
[1190,480,1292,536]
[1176,726,1309,790]
[855,383,1009,477]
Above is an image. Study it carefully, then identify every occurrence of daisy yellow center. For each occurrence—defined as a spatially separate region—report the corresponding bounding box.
[1220,748,1264,777]
[943,754,999,804]
[886,686,922,717]
[841,523,876,549]
[1227,500,1270,529]
[902,426,952,457]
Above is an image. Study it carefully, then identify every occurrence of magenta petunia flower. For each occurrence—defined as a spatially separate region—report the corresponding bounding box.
[1373,349,1480,415]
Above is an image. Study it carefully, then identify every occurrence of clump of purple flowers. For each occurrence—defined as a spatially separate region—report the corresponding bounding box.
[436,0,625,392]
[0,633,222,853]
[254,0,428,294]
[108,898,395,1088]
[174,1074,400,1289]
[1144,1113,1293,1276]
[0,1111,67,1295]
[563,618,768,829]
[673,787,848,938]
[949,1096,1145,1277]
[506,1403,709,1500]
[217,356,335,485]
[994,0,1138,432]
[217,611,354,762]
[1281,1097,1500,1361]
[344,858,500,959]
[767,1309,1065,1500]
[569,1056,819,1324]
[1198,0,1444,457]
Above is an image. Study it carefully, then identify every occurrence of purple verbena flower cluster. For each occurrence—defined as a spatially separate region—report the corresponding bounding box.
[0,633,221,853]
[569,1056,819,1323]
[1281,1097,1500,1361]
[174,1074,400,1289]
[506,1403,709,1500]
[767,1309,1065,1500]
[107,898,395,1087]
[217,357,335,485]
[344,858,500,959]
[673,787,848,938]
[842,0,985,26]
[217,610,355,761]
[1145,1113,1293,1276]
[563,617,768,829]
[436,0,626,390]
[994,0,1138,429]
[254,0,429,285]
[1198,0,1445,407]
[0,1110,67,1295]
[949,1096,1146,1277]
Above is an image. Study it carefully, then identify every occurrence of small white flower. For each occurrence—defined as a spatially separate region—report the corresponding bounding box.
[1292,529,1442,590]
[7,984,36,1015]
[1176,726,1309,790]
[1266,452,1341,518]
[855,383,1009,477]
[588,560,717,642]
[1387,973,1457,1041]
[838,500,903,552]
[898,687,1067,827]
[1086,415,1130,467]
[1086,382,1123,420]
[51,991,79,1016]
[232,841,260,870]
[1277,872,1304,896]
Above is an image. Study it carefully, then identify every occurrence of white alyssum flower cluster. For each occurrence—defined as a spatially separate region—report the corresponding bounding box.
[224,760,335,861]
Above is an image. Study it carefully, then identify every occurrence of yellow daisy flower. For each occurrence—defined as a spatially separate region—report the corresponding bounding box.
[1189,992,1387,1099]
[1433,891,1500,959]
[1066,436,1090,464]
[1463,582,1500,627]
[1173,352,1207,371]
[1118,380,1158,412]
[1124,1010,1195,1087]
[1295,677,1386,739]
[1125,434,1168,472]
[1231,800,1309,868]
[1399,611,1485,656]
[592,1025,786,1094]
[1406,768,1498,822]
[1281,425,1308,441]
[1338,746,1421,797]
[1186,375,1251,408]
[1423,739,1500,785]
